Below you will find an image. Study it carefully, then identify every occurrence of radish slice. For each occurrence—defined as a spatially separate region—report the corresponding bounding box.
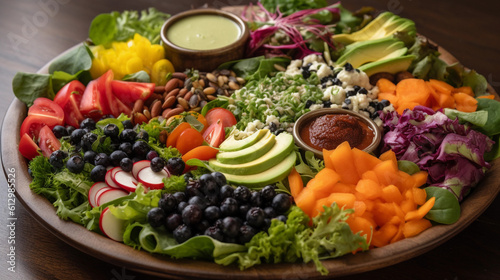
[96,188,129,207]
[132,160,151,179]
[105,168,122,189]
[99,207,125,242]
[113,169,138,192]
[136,167,170,189]
[88,182,112,208]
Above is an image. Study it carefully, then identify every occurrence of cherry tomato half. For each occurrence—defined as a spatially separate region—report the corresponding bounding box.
[53,80,85,128]
[176,128,203,154]
[19,133,41,160]
[204,108,237,128]
[166,122,191,148]
[203,120,225,148]
[38,125,61,158]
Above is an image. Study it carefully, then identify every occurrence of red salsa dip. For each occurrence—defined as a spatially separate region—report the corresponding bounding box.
[300,114,375,151]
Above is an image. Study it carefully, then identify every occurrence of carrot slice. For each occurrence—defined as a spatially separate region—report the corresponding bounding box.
[405,196,436,221]
[477,95,495,99]
[287,167,304,198]
[376,78,396,94]
[454,92,478,112]
[403,219,432,238]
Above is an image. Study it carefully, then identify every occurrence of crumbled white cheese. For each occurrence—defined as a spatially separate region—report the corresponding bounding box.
[337,69,372,90]
[309,104,324,111]
[323,85,346,105]
[302,54,324,66]
[316,63,333,79]
[265,115,279,126]
[285,59,303,77]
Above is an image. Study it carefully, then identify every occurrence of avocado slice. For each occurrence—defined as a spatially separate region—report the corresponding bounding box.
[222,151,297,189]
[336,37,406,68]
[216,131,276,164]
[359,55,416,77]
[219,129,269,152]
[209,132,294,175]
[333,12,416,45]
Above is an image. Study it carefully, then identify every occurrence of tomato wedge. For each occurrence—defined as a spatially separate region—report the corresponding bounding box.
[79,80,108,120]
[28,97,65,124]
[20,114,63,140]
[98,70,132,117]
[53,80,85,128]
[38,125,61,158]
[203,120,225,148]
[204,108,237,128]
[19,133,41,160]
[110,80,154,106]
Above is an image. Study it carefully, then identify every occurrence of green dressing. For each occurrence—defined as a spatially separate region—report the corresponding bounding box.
[167,14,241,50]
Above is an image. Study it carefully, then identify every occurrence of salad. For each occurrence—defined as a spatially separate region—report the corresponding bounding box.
[11,0,499,277]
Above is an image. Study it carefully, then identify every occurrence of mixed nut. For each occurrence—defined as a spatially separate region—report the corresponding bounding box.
[131,69,246,125]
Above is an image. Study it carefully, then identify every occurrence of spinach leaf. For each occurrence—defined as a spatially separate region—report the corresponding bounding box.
[48,44,93,75]
[12,72,54,106]
[246,57,291,81]
[88,13,117,46]
[475,98,500,137]
[88,8,170,47]
[444,108,488,128]
[397,160,420,175]
[219,56,290,81]
[424,186,461,224]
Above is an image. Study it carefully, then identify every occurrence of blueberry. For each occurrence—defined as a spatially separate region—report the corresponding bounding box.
[322,100,332,108]
[49,150,67,169]
[119,129,137,143]
[221,217,241,238]
[272,193,292,214]
[211,172,227,187]
[165,157,185,175]
[250,192,262,207]
[204,205,221,222]
[246,207,266,229]
[239,204,250,219]
[274,215,287,223]
[177,201,188,213]
[220,197,239,217]
[70,128,86,145]
[110,150,128,166]
[165,213,182,232]
[274,128,285,135]
[260,185,276,202]
[159,193,177,214]
[52,125,68,138]
[353,85,361,92]
[136,130,149,142]
[146,150,159,161]
[147,208,166,228]
[119,142,133,156]
[80,118,96,131]
[268,122,278,132]
[332,77,341,85]
[188,196,208,211]
[204,226,224,242]
[150,157,165,172]
[263,206,277,218]
[172,192,187,203]
[173,224,193,243]
[90,165,107,182]
[80,132,98,151]
[219,185,234,200]
[121,119,133,130]
[83,150,97,163]
[103,124,119,138]
[120,158,133,172]
[344,98,352,105]
[65,125,76,135]
[132,141,150,158]
[94,153,110,167]
[185,182,203,198]
[66,155,85,173]
[358,87,368,94]
[239,224,257,244]
[182,204,202,226]
[234,186,251,203]
[380,99,391,107]
[199,174,218,196]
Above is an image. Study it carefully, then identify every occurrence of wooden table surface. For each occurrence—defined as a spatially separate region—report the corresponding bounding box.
[1,0,499,279]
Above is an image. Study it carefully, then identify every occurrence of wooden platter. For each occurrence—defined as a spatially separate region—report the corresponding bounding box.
[1,43,499,279]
